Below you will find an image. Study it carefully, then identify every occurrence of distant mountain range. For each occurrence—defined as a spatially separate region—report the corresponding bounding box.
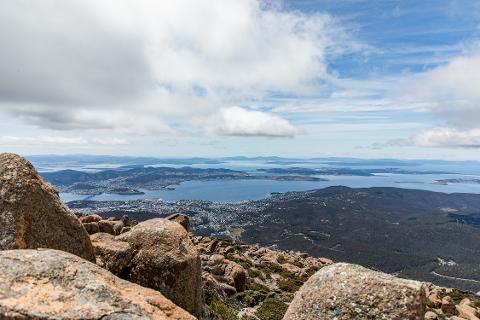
[27,154,480,169]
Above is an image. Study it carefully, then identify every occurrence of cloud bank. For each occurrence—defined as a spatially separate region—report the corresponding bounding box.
[0,135,128,146]
[394,52,480,148]
[0,0,351,138]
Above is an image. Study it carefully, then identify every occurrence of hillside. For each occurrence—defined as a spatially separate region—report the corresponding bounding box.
[70,186,480,292]
[240,187,480,292]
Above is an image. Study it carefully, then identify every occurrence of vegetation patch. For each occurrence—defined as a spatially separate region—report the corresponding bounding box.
[256,298,289,320]
[277,278,303,293]
[258,262,295,279]
[204,288,238,320]
[247,281,270,293]
[236,289,268,307]
[449,289,471,303]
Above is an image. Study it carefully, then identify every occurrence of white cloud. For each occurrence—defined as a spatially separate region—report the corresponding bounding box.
[372,45,480,148]
[412,128,480,148]
[207,106,296,137]
[386,50,480,149]
[406,53,480,130]
[0,135,128,146]
[0,0,355,137]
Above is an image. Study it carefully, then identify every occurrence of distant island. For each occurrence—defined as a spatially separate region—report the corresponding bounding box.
[434,178,480,185]
[257,167,454,176]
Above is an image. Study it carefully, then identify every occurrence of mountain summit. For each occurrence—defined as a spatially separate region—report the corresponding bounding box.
[0,153,479,319]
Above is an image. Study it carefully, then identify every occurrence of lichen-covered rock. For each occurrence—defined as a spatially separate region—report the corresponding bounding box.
[0,153,94,261]
[0,249,195,320]
[283,263,426,320]
[90,232,135,275]
[117,218,203,316]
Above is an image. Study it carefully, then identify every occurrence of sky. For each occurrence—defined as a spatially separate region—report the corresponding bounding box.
[1,0,480,159]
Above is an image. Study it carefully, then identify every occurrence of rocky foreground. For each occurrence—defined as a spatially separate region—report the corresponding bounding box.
[1,153,480,320]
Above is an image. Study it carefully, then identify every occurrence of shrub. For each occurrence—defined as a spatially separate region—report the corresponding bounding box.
[277,279,302,293]
[449,289,471,303]
[208,298,237,320]
[259,262,295,279]
[256,298,288,320]
[204,288,237,320]
[247,281,270,292]
[236,289,268,307]
[248,268,262,278]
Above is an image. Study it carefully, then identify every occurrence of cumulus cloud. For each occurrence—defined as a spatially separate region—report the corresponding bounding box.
[0,0,354,137]
[207,107,296,137]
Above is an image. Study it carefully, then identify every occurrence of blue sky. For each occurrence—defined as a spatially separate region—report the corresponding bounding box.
[289,0,479,75]
[1,0,480,159]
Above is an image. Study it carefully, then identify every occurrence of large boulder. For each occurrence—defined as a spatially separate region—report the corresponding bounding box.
[116,218,203,316]
[0,249,195,319]
[0,153,94,261]
[90,232,135,275]
[283,263,426,320]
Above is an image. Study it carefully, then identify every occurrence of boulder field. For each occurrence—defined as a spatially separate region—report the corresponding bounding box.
[1,153,480,320]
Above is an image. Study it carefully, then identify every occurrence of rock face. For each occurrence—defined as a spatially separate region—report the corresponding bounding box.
[0,249,195,320]
[111,218,203,316]
[0,153,94,261]
[283,263,426,320]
